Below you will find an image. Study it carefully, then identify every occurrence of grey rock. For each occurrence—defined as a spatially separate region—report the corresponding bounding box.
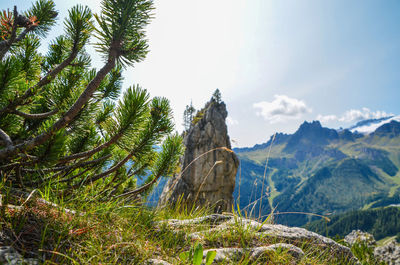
[259,224,354,259]
[219,218,353,258]
[202,244,304,263]
[220,217,353,258]
[145,258,173,265]
[0,246,38,265]
[159,101,239,213]
[158,214,233,228]
[203,247,245,263]
[374,240,400,265]
[344,230,376,247]
[163,214,357,262]
[251,244,304,260]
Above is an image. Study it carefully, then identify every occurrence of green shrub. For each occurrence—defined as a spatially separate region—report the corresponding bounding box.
[0,0,183,202]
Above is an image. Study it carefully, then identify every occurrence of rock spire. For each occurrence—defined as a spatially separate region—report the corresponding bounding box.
[159,99,239,212]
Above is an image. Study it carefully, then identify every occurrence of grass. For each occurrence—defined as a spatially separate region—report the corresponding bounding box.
[0,141,391,265]
[0,186,374,265]
[376,236,396,246]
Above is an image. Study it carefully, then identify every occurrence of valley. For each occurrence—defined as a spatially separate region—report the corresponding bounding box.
[233,118,400,227]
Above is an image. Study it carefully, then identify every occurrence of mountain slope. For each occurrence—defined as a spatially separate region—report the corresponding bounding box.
[305,206,400,241]
[349,115,400,134]
[234,119,400,226]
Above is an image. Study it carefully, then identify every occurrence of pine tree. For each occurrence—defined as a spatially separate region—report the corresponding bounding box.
[183,100,196,131]
[211,88,222,103]
[0,0,183,201]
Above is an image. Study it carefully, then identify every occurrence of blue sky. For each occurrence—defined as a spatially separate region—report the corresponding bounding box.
[3,0,400,147]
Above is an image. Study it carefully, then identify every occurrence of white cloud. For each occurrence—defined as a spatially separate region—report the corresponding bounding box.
[253,95,311,123]
[226,116,239,126]
[317,108,393,124]
[339,108,391,122]
[316,114,338,123]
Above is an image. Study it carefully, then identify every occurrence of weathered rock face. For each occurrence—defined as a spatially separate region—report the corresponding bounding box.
[374,240,400,265]
[344,230,400,265]
[158,100,239,212]
[344,230,377,247]
[152,214,358,264]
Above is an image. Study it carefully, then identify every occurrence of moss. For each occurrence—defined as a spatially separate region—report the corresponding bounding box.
[192,110,205,125]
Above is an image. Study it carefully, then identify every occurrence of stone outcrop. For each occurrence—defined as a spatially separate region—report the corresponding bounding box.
[184,216,355,259]
[159,100,239,212]
[145,259,173,265]
[344,230,376,247]
[153,214,358,264]
[344,230,400,265]
[202,244,305,263]
[374,240,400,265]
[0,246,38,265]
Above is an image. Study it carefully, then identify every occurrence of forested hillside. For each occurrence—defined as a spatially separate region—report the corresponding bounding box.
[234,119,400,226]
[305,206,400,241]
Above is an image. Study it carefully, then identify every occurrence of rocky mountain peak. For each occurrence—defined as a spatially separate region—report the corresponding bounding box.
[284,121,339,152]
[372,120,400,137]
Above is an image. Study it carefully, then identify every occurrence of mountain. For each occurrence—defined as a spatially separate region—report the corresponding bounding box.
[348,115,400,134]
[233,118,400,226]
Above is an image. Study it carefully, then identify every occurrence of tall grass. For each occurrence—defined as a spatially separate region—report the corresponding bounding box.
[0,145,367,264]
[258,133,276,220]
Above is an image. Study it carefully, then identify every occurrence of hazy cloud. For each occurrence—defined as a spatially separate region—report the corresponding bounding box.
[253,95,312,123]
[226,116,239,126]
[339,108,391,122]
[316,114,338,123]
[317,108,393,124]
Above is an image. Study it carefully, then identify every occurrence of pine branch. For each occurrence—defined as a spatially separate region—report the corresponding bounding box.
[51,85,148,164]
[0,154,39,170]
[72,127,154,189]
[0,46,80,116]
[0,5,47,60]
[22,154,111,173]
[0,48,118,160]
[114,171,161,199]
[0,128,13,148]
[58,167,92,184]
[24,154,111,186]
[0,5,90,117]
[11,108,58,119]
[72,147,134,189]
[115,133,183,198]
[57,131,123,163]
[0,7,19,60]
[110,163,148,193]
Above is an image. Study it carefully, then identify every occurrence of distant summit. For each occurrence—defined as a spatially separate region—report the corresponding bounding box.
[349,116,393,130]
[372,120,400,138]
[234,132,289,153]
[348,116,400,134]
[284,121,338,152]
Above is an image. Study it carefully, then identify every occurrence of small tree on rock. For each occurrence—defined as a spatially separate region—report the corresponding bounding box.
[183,100,196,131]
[211,88,222,103]
[0,0,183,201]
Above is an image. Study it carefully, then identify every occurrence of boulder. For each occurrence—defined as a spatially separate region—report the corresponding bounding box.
[0,246,38,265]
[202,244,304,264]
[159,214,357,263]
[145,259,173,265]
[250,244,305,260]
[344,230,376,247]
[374,240,400,265]
[159,100,239,212]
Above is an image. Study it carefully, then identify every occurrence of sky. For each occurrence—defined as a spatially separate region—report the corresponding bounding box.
[3,0,400,147]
